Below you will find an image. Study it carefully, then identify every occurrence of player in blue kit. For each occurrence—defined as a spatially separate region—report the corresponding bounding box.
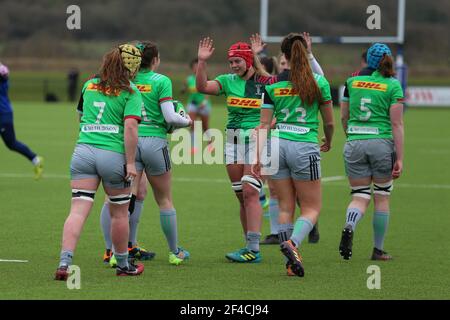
[0,62,43,179]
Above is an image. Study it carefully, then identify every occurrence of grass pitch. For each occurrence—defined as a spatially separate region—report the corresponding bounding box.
[0,102,449,299]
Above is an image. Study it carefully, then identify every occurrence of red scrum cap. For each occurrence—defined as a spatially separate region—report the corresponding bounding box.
[228,42,254,69]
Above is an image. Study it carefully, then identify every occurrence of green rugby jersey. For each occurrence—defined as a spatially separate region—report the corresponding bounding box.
[262,70,332,143]
[343,70,404,141]
[134,69,173,138]
[76,77,142,154]
[215,73,275,131]
[186,74,207,105]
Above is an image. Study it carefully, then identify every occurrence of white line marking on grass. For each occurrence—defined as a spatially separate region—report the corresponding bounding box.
[1,172,450,189]
[0,259,29,263]
[322,176,346,182]
[0,173,345,184]
[0,173,68,179]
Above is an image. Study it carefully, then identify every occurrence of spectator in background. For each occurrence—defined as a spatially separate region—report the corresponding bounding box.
[67,68,79,102]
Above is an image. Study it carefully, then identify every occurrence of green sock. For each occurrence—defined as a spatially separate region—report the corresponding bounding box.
[59,250,73,268]
[291,217,314,247]
[246,232,261,252]
[373,211,389,250]
[160,208,178,253]
[114,251,129,268]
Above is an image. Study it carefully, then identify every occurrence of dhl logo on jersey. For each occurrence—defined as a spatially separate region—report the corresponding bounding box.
[86,83,100,91]
[352,81,387,92]
[274,88,298,97]
[136,84,152,93]
[86,83,115,95]
[227,97,261,109]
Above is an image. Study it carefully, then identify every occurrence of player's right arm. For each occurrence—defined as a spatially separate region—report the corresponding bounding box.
[123,90,142,182]
[340,79,350,137]
[196,37,220,95]
[340,101,349,137]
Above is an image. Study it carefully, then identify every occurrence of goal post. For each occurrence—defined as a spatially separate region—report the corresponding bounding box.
[259,0,405,44]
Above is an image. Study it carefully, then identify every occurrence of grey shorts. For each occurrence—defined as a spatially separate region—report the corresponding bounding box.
[135,137,171,176]
[271,138,321,181]
[344,139,395,179]
[187,101,211,116]
[224,141,256,165]
[70,144,128,189]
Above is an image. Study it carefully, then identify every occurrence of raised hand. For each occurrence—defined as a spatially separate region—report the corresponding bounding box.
[302,32,313,54]
[198,37,215,62]
[250,33,267,54]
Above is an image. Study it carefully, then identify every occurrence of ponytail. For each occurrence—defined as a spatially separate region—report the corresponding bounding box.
[378,54,396,78]
[98,48,133,96]
[282,34,322,106]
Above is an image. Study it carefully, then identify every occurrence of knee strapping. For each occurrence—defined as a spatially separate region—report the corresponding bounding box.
[231,182,243,193]
[241,175,263,193]
[374,181,393,196]
[108,193,132,205]
[72,189,96,202]
[350,185,371,199]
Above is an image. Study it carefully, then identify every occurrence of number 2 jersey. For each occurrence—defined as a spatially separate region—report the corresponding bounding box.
[76,77,142,154]
[262,70,332,143]
[342,68,404,141]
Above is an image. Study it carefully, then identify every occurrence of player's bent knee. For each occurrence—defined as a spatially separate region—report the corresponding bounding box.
[108,193,132,205]
[350,185,372,200]
[374,181,393,196]
[72,189,96,202]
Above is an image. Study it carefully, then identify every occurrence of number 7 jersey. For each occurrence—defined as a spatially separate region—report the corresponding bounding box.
[76,77,142,153]
[343,70,404,141]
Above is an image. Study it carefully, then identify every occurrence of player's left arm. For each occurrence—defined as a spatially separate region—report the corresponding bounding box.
[340,79,350,136]
[390,82,405,179]
[303,32,324,76]
[0,63,9,81]
[318,77,334,152]
[123,90,142,182]
[320,101,334,152]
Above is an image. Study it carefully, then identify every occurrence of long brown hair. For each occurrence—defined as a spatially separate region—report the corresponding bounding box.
[138,41,159,69]
[98,48,133,96]
[378,54,396,78]
[253,54,271,77]
[281,33,323,106]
